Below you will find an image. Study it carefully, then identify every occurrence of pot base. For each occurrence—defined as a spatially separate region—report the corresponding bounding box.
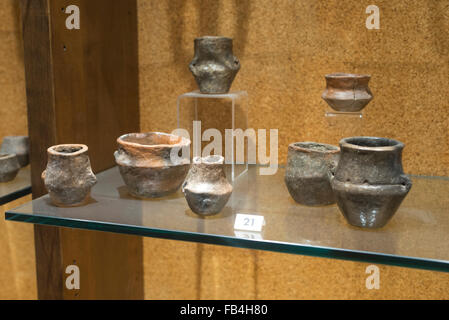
[48,192,93,207]
[118,165,189,198]
[285,175,336,206]
[128,189,180,199]
[184,189,231,216]
[0,170,19,182]
[322,97,372,113]
[331,178,411,228]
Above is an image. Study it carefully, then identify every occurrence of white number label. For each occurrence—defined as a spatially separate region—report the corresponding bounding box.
[234,213,265,232]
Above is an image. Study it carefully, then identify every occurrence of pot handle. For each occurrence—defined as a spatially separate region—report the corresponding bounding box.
[189,60,200,77]
[399,174,413,191]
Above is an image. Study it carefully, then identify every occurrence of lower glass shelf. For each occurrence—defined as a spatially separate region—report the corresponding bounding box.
[5,165,449,272]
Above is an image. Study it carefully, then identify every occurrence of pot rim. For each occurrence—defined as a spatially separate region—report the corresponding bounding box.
[340,136,404,152]
[48,144,88,156]
[2,135,28,141]
[0,153,17,161]
[324,72,370,79]
[192,155,224,164]
[194,35,232,42]
[288,142,340,154]
[117,132,190,149]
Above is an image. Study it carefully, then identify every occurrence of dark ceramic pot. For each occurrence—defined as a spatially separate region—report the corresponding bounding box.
[115,132,191,198]
[285,142,340,206]
[189,36,240,94]
[0,136,29,167]
[331,137,412,228]
[42,144,97,207]
[182,155,232,215]
[322,73,373,112]
[0,153,20,182]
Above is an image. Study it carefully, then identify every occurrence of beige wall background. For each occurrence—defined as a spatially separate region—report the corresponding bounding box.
[0,196,36,299]
[139,0,449,176]
[0,0,28,138]
[1,0,449,299]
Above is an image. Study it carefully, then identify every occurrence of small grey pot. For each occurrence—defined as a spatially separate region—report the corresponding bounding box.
[42,144,97,207]
[182,155,232,216]
[0,153,21,182]
[322,73,373,112]
[189,36,240,94]
[285,142,340,206]
[114,132,191,198]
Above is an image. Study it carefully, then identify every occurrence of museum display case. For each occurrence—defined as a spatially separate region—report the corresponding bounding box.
[1,0,448,300]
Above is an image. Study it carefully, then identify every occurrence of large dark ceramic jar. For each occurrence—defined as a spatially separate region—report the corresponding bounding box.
[189,36,240,94]
[331,137,412,228]
[115,132,191,198]
[322,73,373,112]
[285,142,340,206]
[42,144,97,207]
[182,155,232,216]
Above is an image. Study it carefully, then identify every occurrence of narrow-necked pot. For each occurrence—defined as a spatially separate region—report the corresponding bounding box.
[42,144,97,207]
[0,153,20,182]
[189,36,240,94]
[182,155,232,215]
[285,142,340,206]
[0,136,29,167]
[115,132,191,198]
[322,73,373,112]
[331,136,412,228]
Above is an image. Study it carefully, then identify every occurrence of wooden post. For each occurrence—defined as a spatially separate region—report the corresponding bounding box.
[20,0,143,299]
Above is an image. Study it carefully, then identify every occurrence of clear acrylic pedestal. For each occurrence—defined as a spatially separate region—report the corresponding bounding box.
[177,90,249,182]
[325,109,364,142]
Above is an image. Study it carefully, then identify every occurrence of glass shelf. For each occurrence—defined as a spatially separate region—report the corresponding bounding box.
[0,166,31,205]
[5,165,449,272]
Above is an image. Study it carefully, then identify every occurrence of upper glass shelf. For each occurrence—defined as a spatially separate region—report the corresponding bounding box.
[5,165,449,272]
[0,166,31,205]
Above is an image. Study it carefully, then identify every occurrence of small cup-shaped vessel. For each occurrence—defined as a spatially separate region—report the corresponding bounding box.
[0,153,21,182]
[182,155,232,215]
[115,132,191,198]
[0,136,29,167]
[42,144,97,207]
[322,73,373,112]
[189,36,240,94]
[285,142,340,206]
[331,137,412,228]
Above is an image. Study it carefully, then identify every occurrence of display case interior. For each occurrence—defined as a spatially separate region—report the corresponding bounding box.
[2,0,449,300]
